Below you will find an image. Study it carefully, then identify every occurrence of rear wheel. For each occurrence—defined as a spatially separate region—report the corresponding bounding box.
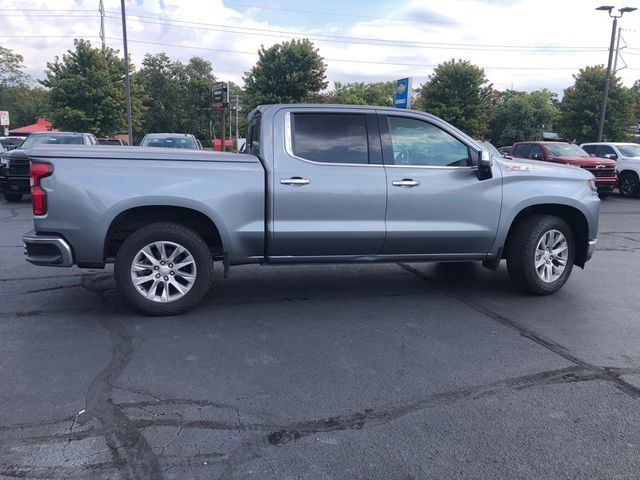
[3,192,22,202]
[114,222,213,315]
[506,215,575,295]
[619,172,640,198]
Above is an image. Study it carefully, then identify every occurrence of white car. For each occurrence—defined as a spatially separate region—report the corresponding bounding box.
[581,142,640,197]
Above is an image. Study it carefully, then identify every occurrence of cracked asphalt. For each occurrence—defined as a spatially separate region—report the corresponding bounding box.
[1,196,639,479]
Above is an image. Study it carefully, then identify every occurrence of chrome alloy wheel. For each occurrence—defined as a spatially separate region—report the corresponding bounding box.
[534,229,569,283]
[130,241,197,303]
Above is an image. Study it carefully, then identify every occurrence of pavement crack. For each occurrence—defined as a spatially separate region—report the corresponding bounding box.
[83,315,163,479]
[398,263,640,400]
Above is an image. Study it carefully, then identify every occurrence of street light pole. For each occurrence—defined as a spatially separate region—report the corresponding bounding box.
[121,0,133,146]
[596,5,636,142]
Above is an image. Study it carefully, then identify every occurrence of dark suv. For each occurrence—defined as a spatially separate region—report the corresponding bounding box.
[510,141,617,196]
[0,132,98,202]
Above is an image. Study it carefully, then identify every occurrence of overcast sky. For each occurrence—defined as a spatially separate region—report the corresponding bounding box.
[2,0,640,95]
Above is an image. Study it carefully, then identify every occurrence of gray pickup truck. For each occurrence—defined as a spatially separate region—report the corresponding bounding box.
[22,104,600,315]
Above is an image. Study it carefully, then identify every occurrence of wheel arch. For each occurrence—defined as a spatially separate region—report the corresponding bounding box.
[104,205,225,262]
[503,204,590,268]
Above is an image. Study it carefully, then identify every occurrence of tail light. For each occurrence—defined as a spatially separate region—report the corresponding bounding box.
[30,162,53,216]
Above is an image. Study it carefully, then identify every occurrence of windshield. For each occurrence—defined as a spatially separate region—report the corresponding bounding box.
[617,144,640,158]
[141,136,197,149]
[20,134,84,149]
[545,143,589,157]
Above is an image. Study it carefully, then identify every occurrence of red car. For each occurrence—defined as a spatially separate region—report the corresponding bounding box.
[510,141,617,196]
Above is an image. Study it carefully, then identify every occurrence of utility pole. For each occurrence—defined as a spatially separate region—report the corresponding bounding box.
[595,5,636,142]
[235,95,240,151]
[99,0,105,49]
[120,0,133,146]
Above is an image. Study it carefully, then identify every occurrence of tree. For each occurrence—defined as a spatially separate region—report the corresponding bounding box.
[559,65,634,143]
[490,89,560,146]
[631,79,640,126]
[416,59,493,137]
[0,46,30,87]
[0,45,47,127]
[0,86,47,127]
[41,39,143,136]
[136,54,220,143]
[328,81,395,106]
[243,39,327,112]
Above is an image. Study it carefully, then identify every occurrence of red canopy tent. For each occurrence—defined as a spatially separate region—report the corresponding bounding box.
[9,118,58,134]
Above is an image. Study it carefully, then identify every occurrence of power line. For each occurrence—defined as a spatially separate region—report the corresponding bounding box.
[101,36,590,71]
[101,10,606,52]
[223,1,470,26]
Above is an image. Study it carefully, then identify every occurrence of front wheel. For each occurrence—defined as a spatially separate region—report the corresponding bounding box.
[619,172,640,198]
[506,215,575,295]
[114,222,213,315]
[3,192,22,202]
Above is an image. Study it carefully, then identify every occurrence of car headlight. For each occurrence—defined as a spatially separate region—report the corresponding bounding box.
[588,179,598,192]
[0,157,8,166]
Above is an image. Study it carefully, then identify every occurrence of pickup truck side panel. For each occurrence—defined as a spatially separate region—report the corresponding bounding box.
[268,107,388,257]
[30,148,265,265]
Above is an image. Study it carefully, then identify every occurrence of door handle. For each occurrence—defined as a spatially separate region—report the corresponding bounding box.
[280,177,310,186]
[392,179,420,187]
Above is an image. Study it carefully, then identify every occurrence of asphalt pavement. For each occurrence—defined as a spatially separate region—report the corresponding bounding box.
[0,196,639,479]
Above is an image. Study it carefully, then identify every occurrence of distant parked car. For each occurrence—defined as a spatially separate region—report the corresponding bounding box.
[97,137,128,146]
[140,133,201,150]
[0,132,98,202]
[510,141,617,197]
[581,142,640,197]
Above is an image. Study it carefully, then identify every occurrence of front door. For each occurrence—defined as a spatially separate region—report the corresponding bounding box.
[269,109,387,258]
[379,113,502,256]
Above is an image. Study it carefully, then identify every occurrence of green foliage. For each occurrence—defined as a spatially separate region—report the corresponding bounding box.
[490,89,560,146]
[136,54,221,144]
[0,86,47,127]
[41,39,143,136]
[243,39,327,112]
[559,65,634,143]
[416,59,493,137]
[631,79,640,125]
[328,81,395,106]
[0,45,30,87]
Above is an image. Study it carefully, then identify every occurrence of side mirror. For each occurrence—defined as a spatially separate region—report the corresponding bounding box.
[477,150,493,180]
[603,153,617,160]
[531,153,543,160]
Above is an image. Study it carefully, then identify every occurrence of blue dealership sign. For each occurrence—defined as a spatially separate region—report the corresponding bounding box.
[395,78,412,109]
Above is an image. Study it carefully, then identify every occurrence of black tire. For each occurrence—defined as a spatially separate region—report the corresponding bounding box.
[619,172,640,198]
[114,222,213,316]
[506,215,575,295]
[3,192,22,202]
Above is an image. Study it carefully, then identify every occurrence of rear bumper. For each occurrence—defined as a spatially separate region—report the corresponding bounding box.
[22,231,75,267]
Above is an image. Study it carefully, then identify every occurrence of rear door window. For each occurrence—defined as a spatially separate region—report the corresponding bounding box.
[291,113,368,164]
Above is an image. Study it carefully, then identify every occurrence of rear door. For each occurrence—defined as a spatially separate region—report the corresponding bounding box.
[269,107,387,258]
[379,113,502,255]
